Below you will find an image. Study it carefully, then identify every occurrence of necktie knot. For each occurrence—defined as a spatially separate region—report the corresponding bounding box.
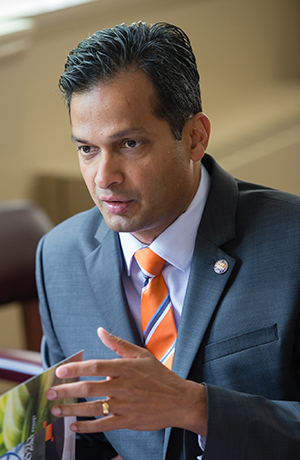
[134,248,166,277]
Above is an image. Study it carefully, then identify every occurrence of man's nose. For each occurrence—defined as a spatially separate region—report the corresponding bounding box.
[94,151,123,189]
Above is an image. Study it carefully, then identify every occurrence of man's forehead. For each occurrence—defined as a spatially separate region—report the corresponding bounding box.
[69,70,161,130]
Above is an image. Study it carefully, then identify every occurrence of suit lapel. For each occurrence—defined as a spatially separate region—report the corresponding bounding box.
[173,155,239,378]
[164,155,240,458]
[172,237,236,379]
[164,238,237,460]
[84,218,140,345]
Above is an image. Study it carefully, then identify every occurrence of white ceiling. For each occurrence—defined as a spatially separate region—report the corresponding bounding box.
[0,0,96,21]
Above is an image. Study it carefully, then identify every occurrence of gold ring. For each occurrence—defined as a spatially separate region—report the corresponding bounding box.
[102,401,110,416]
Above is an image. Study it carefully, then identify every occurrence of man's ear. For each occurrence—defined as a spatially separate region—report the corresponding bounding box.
[187,112,211,162]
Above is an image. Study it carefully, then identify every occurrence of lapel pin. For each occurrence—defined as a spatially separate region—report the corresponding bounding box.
[214,259,229,274]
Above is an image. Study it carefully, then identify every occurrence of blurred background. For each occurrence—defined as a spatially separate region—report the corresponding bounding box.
[0,0,299,390]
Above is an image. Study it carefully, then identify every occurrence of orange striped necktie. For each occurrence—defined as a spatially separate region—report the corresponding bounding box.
[134,247,177,370]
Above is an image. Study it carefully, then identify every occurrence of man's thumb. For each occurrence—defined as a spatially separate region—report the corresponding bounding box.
[97,327,147,359]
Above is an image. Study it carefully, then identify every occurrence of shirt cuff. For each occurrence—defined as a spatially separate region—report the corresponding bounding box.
[197,434,206,459]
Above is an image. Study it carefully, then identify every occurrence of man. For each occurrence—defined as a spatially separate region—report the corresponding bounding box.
[37,22,300,459]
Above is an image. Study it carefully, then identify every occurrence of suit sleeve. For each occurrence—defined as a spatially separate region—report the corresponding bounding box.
[36,235,118,460]
[183,322,300,460]
[36,235,65,367]
[201,382,300,459]
[184,383,300,460]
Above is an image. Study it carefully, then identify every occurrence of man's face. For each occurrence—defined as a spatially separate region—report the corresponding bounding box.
[70,70,208,244]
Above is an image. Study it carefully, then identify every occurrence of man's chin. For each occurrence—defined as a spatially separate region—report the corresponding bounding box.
[100,213,136,234]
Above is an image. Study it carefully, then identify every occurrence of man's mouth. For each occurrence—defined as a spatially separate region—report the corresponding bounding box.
[100,197,133,214]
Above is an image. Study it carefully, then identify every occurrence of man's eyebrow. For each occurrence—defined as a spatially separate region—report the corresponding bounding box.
[109,128,147,139]
[71,128,148,144]
[71,134,88,143]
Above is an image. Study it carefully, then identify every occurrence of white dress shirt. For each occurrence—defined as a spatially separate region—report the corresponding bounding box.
[119,165,211,457]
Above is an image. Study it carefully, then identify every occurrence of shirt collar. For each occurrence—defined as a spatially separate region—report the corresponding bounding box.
[119,164,211,275]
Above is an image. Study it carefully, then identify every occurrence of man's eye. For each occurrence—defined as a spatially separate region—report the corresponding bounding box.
[123,140,142,149]
[78,146,95,155]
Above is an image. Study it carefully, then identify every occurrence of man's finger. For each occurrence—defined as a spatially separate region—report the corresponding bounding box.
[46,380,110,400]
[97,327,149,360]
[51,399,116,419]
[54,329,151,380]
[69,415,127,434]
[55,358,125,379]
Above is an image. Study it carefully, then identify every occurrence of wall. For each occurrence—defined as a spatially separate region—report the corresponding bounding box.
[0,0,299,366]
[0,0,299,202]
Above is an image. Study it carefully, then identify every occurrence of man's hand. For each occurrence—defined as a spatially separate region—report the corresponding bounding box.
[46,328,207,436]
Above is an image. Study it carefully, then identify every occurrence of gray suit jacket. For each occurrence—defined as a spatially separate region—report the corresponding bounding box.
[36,154,300,459]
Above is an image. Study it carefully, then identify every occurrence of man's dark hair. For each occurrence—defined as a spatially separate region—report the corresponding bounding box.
[59,21,202,140]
